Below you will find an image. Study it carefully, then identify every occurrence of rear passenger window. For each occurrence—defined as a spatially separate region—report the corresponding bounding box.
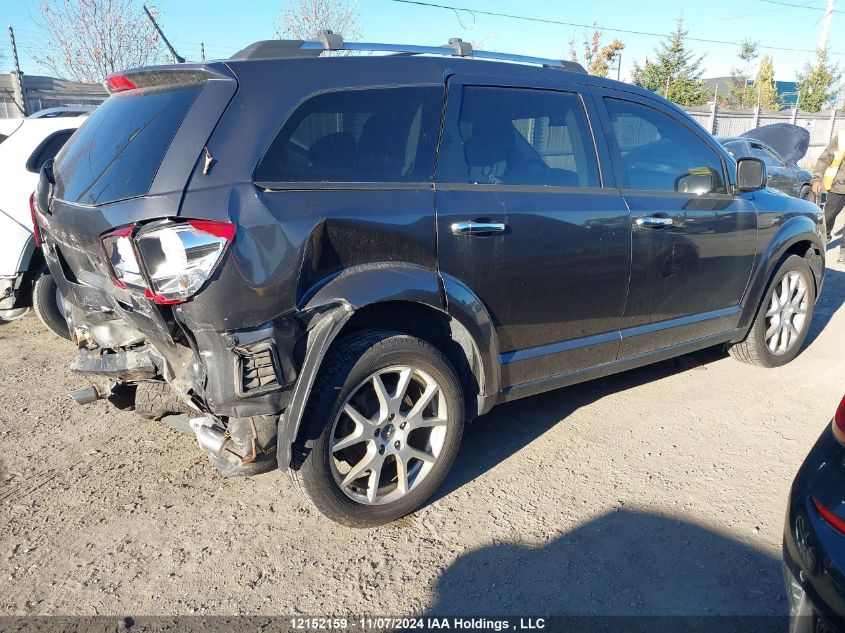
[254,86,443,184]
[604,98,727,194]
[441,86,600,187]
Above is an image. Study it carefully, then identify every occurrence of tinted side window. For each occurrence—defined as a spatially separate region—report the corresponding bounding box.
[255,86,443,183]
[26,130,74,173]
[750,144,784,167]
[605,98,726,194]
[722,140,748,159]
[444,86,599,187]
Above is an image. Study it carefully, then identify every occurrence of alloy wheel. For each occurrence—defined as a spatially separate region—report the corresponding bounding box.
[765,271,809,355]
[328,365,449,505]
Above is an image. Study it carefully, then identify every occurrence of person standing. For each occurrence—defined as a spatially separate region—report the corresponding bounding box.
[812,130,845,240]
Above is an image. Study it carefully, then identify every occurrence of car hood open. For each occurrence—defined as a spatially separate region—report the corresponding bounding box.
[740,123,810,165]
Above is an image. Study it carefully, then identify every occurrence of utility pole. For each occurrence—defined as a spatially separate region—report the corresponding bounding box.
[710,84,719,135]
[143,5,185,64]
[7,25,26,116]
[819,0,836,52]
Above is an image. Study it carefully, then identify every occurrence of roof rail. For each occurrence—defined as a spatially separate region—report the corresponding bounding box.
[230,31,587,73]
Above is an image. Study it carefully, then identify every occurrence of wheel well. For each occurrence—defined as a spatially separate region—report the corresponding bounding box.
[784,240,822,294]
[336,301,482,417]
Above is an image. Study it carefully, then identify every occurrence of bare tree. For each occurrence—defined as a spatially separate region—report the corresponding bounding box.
[33,0,163,83]
[275,0,361,41]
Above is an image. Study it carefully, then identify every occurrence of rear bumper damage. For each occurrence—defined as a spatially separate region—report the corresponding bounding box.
[57,278,304,478]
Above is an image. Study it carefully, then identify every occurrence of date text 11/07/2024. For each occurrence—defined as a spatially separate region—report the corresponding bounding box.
[289,618,547,630]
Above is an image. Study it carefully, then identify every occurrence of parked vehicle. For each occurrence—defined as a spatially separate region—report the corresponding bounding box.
[0,107,91,145]
[35,34,825,526]
[718,123,815,201]
[784,395,845,632]
[0,107,89,338]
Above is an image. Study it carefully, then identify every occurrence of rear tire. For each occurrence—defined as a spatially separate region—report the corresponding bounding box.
[290,330,464,527]
[729,255,815,367]
[134,380,192,420]
[32,273,70,340]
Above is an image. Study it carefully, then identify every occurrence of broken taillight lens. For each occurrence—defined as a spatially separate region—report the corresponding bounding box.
[101,226,145,290]
[101,219,235,304]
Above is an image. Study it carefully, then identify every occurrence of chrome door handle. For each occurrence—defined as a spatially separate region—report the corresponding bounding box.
[451,220,507,236]
[636,216,674,228]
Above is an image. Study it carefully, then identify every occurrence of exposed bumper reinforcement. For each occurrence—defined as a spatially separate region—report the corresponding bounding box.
[70,345,159,381]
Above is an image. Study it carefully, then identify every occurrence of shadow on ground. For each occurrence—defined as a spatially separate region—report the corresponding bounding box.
[436,345,725,502]
[437,264,844,502]
[426,508,784,618]
[805,266,845,347]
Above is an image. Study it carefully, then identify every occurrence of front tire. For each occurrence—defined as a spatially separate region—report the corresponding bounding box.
[290,330,464,527]
[729,255,815,367]
[32,273,70,340]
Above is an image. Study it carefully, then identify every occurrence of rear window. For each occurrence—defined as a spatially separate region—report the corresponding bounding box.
[54,86,200,205]
[254,86,443,184]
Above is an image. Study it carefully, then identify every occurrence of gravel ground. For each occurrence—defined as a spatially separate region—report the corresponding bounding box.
[1,244,843,619]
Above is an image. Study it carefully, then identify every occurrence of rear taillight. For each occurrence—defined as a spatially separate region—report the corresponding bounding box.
[29,191,41,247]
[104,73,137,94]
[832,395,845,445]
[813,497,845,535]
[101,219,234,305]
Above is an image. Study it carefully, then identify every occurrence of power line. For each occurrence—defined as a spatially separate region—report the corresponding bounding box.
[388,0,844,56]
[760,0,845,13]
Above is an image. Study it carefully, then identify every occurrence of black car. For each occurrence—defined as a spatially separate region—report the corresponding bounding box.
[719,124,815,201]
[35,34,825,526]
[784,397,845,632]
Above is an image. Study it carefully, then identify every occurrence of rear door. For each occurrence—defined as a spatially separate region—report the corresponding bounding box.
[435,76,631,388]
[595,91,757,356]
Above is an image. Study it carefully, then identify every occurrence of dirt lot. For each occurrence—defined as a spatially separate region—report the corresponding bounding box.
[1,244,843,619]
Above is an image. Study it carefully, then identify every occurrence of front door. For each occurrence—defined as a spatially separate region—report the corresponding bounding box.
[435,79,631,388]
[596,93,758,356]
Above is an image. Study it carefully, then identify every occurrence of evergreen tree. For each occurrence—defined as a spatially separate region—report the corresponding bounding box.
[723,40,758,109]
[631,18,709,107]
[796,48,841,112]
[752,55,780,111]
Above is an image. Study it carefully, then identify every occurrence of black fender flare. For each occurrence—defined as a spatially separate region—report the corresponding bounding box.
[277,264,500,470]
[736,215,824,335]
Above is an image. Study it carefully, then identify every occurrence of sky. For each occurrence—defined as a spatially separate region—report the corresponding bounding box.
[0,0,840,86]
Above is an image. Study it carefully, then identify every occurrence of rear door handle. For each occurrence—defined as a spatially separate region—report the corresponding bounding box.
[635,216,674,228]
[451,220,507,236]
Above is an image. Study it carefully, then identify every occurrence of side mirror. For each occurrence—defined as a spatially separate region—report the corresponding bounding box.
[736,157,767,192]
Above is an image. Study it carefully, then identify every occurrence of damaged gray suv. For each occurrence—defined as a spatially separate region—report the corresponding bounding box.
[36,34,825,526]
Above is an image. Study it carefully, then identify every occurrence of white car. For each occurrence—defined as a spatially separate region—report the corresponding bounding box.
[0,108,91,337]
